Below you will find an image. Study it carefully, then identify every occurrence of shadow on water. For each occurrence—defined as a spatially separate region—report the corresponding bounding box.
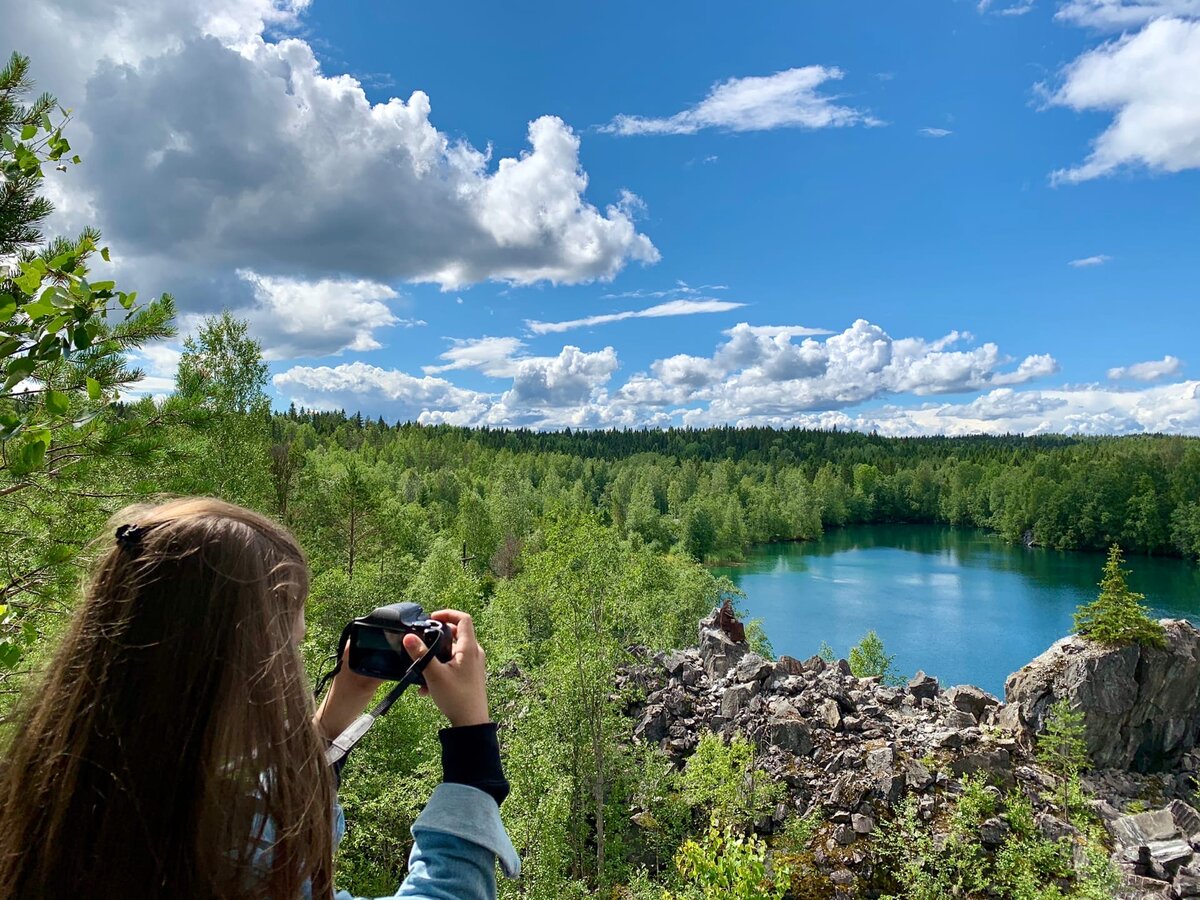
[712,525,1200,697]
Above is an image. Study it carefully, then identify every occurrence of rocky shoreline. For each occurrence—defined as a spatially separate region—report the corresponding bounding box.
[620,604,1200,898]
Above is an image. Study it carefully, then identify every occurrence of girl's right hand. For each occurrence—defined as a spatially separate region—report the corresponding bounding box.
[401,610,491,728]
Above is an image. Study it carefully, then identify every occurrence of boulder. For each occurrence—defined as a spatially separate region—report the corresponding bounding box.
[775,655,805,677]
[734,652,774,683]
[768,717,814,756]
[908,670,940,701]
[1004,619,1200,772]
[699,606,749,679]
[945,685,1000,721]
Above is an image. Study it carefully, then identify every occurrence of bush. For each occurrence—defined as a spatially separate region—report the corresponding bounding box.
[664,817,789,900]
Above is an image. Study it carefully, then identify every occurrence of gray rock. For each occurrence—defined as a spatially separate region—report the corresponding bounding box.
[904,758,933,790]
[1145,839,1193,868]
[979,816,1010,847]
[721,684,756,718]
[1113,808,1181,848]
[851,813,874,835]
[1004,619,1200,771]
[945,684,1000,720]
[865,746,895,775]
[819,698,842,730]
[1175,870,1200,897]
[833,823,856,845]
[735,652,774,684]
[768,717,814,756]
[1170,800,1200,837]
[908,670,940,701]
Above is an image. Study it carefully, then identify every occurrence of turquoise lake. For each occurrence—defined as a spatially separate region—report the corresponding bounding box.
[710,526,1200,697]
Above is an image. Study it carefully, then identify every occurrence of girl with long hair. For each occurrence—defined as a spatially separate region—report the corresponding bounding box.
[0,497,518,898]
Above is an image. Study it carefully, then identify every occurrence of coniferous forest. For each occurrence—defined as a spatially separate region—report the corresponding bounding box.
[3,50,1199,899]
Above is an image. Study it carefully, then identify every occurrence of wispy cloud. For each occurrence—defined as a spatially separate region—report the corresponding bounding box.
[1067,254,1111,267]
[918,127,953,138]
[978,0,1036,14]
[601,67,881,136]
[601,281,729,300]
[526,299,747,335]
[1107,355,1183,381]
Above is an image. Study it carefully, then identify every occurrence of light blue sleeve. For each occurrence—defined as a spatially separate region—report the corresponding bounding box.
[334,783,520,900]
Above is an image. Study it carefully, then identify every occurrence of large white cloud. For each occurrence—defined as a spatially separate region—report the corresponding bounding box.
[603,67,880,136]
[8,0,658,312]
[1046,17,1200,183]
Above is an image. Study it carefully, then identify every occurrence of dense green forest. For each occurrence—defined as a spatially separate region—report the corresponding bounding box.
[0,51,1190,898]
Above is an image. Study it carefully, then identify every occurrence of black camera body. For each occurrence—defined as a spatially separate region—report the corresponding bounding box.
[347,602,452,684]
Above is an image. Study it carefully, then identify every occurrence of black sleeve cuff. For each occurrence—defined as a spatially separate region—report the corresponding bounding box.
[439,722,510,807]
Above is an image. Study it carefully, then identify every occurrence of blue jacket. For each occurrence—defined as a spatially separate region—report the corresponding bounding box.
[333,783,520,900]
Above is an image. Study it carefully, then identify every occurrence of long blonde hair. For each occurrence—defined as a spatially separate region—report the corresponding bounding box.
[0,497,333,898]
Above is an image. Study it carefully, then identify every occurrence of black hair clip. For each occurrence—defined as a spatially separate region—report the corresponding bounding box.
[114,523,146,552]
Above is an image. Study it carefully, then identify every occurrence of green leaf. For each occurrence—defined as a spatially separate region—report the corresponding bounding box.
[0,603,7,619]
[90,280,115,293]
[20,123,37,140]
[41,112,53,132]
[45,390,70,416]
[71,154,82,165]
[48,251,74,269]
[5,355,37,380]
[22,297,56,319]
[20,436,48,470]
[14,270,42,294]
[100,246,111,262]
[0,295,16,320]
[72,324,91,350]
[0,643,21,670]
[1,133,16,152]
[86,376,102,400]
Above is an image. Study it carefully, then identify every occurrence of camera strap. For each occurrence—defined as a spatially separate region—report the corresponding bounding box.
[321,630,444,767]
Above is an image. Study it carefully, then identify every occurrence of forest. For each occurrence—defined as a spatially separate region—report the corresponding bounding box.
[1,51,1194,898]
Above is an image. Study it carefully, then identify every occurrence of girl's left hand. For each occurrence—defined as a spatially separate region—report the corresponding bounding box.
[314,645,384,742]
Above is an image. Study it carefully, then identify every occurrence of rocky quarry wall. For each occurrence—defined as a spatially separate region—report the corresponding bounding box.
[621,604,1200,899]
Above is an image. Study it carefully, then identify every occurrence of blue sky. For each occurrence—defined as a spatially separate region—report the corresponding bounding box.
[10,0,1200,433]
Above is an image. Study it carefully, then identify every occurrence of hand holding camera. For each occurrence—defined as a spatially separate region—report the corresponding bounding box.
[320,603,491,749]
[401,610,491,728]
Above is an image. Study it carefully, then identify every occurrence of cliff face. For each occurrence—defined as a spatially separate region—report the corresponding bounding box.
[623,607,1200,899]
[1002,619,1200,772]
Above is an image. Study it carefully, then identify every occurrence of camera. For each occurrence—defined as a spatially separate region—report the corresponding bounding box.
[347,602,453,684]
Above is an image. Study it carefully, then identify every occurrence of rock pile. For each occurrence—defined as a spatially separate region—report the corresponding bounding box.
[620,607,1200,899]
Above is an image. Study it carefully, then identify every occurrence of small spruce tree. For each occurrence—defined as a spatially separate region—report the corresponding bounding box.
[1036,697,1089,819]
[1073,545,1166,648]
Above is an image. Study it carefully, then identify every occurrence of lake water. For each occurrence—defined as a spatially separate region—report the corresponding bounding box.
[710,526,1200,697]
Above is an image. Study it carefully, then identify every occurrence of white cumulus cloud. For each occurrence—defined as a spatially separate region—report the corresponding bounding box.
[602,67,880,136]
[1107,355,1184,381]
[8,0,658,308]
[1045,17,1200,183]
[237,271,420,361]
[1068,255,1111,267]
